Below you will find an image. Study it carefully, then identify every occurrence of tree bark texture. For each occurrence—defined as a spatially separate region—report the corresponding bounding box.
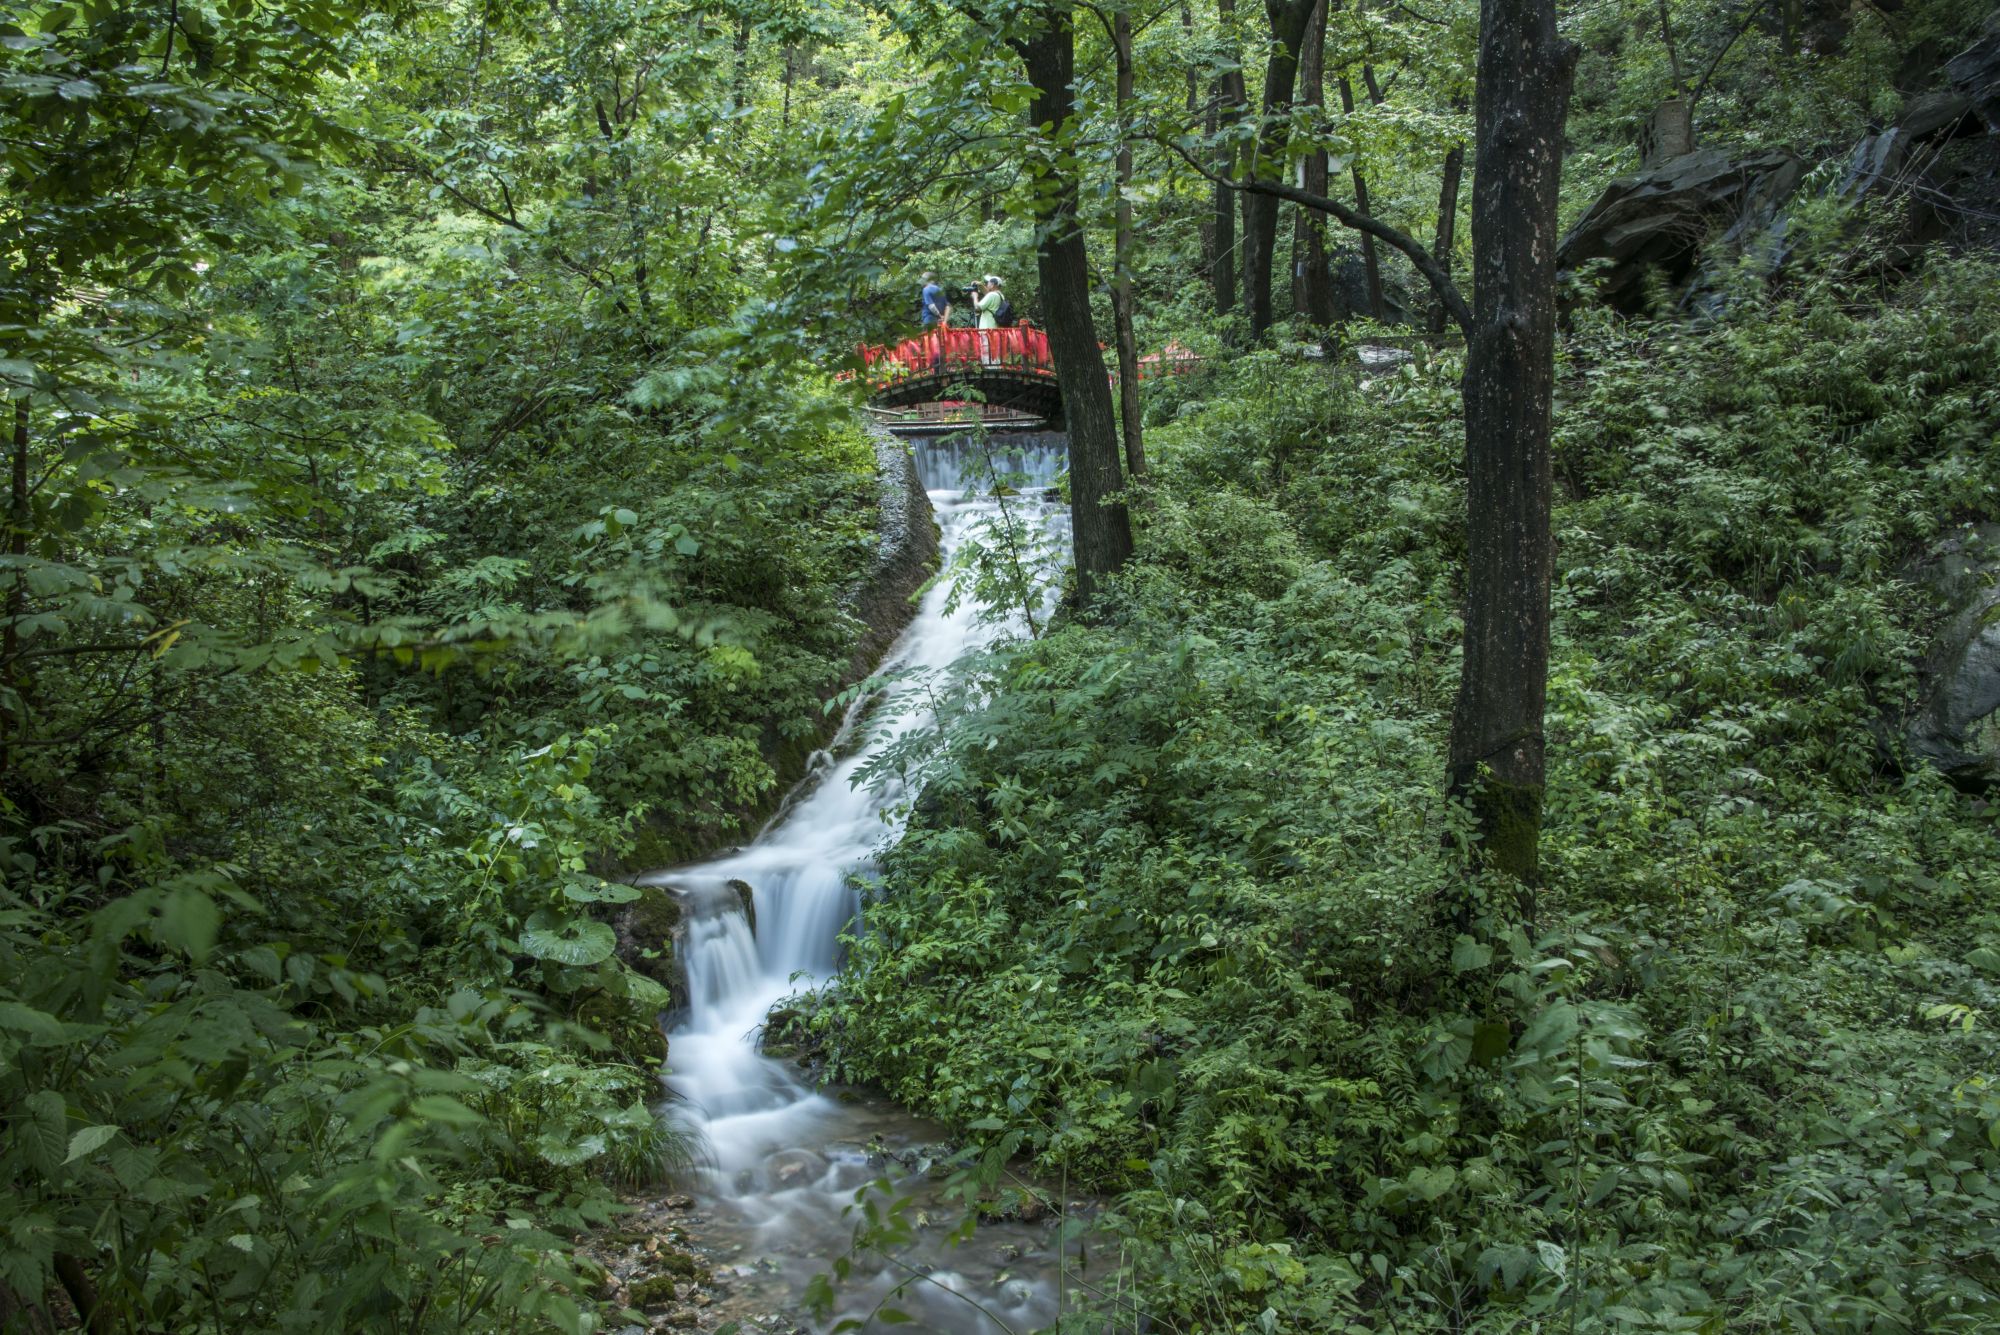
[1182,3,1216,285]
[1017,10,1134,606]
[1293,0,1336,327]
[1445,0,1577,888]
[1243,0,1315,336]
[1428,101,1466,336]
[1110,9,1147,479]
[1213,0,1249,314]
[3,395,26,778]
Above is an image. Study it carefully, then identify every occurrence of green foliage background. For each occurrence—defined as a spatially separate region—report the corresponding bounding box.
[6,0,2000,1329]
[807,260,2000,1330]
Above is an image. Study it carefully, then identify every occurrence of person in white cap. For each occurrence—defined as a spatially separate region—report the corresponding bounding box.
[974,277,1004,364]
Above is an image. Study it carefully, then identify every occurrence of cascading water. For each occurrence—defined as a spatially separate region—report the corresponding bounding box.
[638,433,1074,1334]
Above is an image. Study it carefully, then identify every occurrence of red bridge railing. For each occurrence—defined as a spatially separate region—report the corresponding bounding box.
[855,328,1202,395]
[861,327,1055,388]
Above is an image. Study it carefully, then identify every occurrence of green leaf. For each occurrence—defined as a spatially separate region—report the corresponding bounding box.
[1515,1001,1578,1061]
[0,1001,64,1044]
[23,1089,66,1176]
[520,910,618,966]
[64,1125,120,1163]
[1450,935,1493,972]
[156,884,220,962]
[562,881,642,904]
[1405,1165,1456,1201]
[410,1096,484,1127]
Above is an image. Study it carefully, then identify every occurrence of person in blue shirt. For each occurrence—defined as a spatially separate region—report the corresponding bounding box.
[919,272,949,327]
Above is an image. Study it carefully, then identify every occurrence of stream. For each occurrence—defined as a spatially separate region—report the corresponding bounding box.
[637,433,1078,1334]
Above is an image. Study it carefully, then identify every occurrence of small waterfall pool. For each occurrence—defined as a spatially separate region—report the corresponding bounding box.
[636,433,1077,1334]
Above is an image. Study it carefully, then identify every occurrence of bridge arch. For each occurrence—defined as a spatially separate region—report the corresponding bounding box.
[860,327,1065,424]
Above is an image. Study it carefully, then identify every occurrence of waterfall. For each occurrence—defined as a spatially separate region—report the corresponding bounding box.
[637,433,1073,1333]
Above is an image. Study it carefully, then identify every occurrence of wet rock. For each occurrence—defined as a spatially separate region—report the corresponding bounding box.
[656,1250,711,1283]
[848,425,941,683]
[612,883,686,1008]
[1906,523,2000,787]
[759,1003,820,1067]
[764,1148,827,1189]
[629,1275,678,1310]
[997,1278,1037,1309]
[727,879,756,938]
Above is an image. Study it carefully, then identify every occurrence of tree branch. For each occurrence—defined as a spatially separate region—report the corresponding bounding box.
[1163,136,1472,334]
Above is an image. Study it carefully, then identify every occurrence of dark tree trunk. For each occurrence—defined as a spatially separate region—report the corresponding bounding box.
[1213,0,1248,315]
[1243,0,1315,336]
[1183,3,1215,281]
[1428,99,1467,337]
[1445,0,1577,891]
[730,16,752,111]
[2,395,26,779]
[1110,9,1146,479]
[1336,75,1385,320]
[1294,0,1336,327]
[1017,11,1134,605]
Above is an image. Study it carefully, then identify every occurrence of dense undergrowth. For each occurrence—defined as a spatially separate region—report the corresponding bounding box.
[808,259,2000,1331]
[0,6,886,1326]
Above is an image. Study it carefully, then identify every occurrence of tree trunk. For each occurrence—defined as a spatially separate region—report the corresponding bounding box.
[2,395,26,779]
[1336,75,1385,320]
[730,16,752,111]
[1445,0,1577,892]
[1110,9,1147,479]
[1184,3,1215,282]
[1428,99,1467,337]
[1213,0,1248,314]
[1017,10,1134,606]
[1243,0,1316,336]
[1294,0,1336,328]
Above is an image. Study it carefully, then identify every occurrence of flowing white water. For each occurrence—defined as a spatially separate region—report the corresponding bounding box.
[639,434,1074,1334]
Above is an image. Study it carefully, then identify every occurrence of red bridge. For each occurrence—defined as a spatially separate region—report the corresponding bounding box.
[858,328,1200,428]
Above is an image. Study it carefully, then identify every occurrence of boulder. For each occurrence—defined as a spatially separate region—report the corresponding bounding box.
[1558,148,1804,312]
[1906,523,2000,787]
[613,882,687,1009]
[1897,89,1976,141]
[1946,25,2000,132]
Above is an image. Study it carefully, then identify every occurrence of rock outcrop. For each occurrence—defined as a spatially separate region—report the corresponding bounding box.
[846,423,940,681]
[1560,25,2000,312]
[1947,25,2000,132]
[1907,524,2000,788]
[1558,149,1805,313]
[612,883,686,1007]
